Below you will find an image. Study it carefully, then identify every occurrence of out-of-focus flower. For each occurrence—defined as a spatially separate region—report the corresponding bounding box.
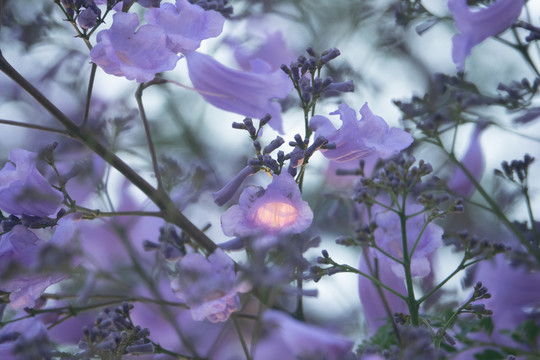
[310,103,413,162]
[0,218,76,309]
[254,310,354,360]
[448,0,524,71]
[0,149,63,217]
[170,249,248,323]
[145,0,225,54]
[374,203,443,279]
[358,251,408,333]
[0,317,52,359]
[185,51,293,134]
[447,124,486,196]
[220,173,313,237]
[90,12,179,82]
[234,31,296,72]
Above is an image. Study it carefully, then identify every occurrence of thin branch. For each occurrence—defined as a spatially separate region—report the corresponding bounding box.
[0,118,71,136]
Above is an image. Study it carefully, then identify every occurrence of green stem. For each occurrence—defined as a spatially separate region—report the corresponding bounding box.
[398,196,420,326]
[232,314,252,360]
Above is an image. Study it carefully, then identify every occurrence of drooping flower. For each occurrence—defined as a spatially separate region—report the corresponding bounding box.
[373,203,443,279]
[0,149,64,217]
[170,248,248,322]
[447,124,486,196]
[144,0,225,54]
[448,0,524,71]
[185,51,293,134]
[310,103,413,162]
[358,250,408,333]
[220,173,313,237]
[90,12,179,82]
[254,310,354,360]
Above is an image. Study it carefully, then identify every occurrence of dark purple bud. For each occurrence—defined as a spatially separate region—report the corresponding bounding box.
[280,64,291,75]
[262,155,279,173]
[313,77,323,93]
[277,150,285,164]
[127,343,154,353]
[290,62,300,82]
[243,117,256,137]
[294,134,304,148]
[253,140,261,153]
[322,76,333,87]
[260,113,272,126]
[306,47,317,57]
[323,80,354,94]
[320,48,340,64]
[264,136,285,154]
[218,237,245,250]
[232,122,246,130]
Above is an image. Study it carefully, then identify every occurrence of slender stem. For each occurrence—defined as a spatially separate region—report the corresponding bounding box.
[0,118,70,135]
[0,51,217,253]
[136,82,165,192]
[82,63,97,127]
[232,314,252,360]
[325,259,408,301]
[398,196,420,326]
[523,185,539,239]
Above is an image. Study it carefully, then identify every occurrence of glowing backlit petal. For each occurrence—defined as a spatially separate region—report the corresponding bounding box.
[252,202,299,230]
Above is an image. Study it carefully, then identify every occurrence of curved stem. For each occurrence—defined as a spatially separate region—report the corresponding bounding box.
[0,118,70,135]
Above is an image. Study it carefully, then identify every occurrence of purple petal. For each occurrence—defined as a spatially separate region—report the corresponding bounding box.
[447,124,485,196]
[448,0,524,71]
[145,0,224,53]
[90,12,179,83]
[185,51,293,134]
[234,31,296,72]
[358,251,408,334]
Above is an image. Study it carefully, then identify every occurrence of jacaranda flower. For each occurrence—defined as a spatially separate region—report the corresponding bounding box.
[90,12,179,82]
[310,103,413,162]
[170,248,249,322]
[185,51,293,134]
[0,149,64,217]
[448,0,524,71]
[145,0,225,54]
[220,173,313,237]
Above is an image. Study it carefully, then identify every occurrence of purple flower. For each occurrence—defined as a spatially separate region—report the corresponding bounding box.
[447,124,486,196]
[78,6,100,29]
[255,310,354,360]
[358,250,408,333]
[310,103,413,162]
[374,203,443,279]
[170,249,248,322]
[220,173,313,237]
[90,12,179,82]
[0,218,76,309]
[0,149,63,217]
[213,165,258,206]
[185,51,293,134]
[144,0,225,54]
[448,0,524,71]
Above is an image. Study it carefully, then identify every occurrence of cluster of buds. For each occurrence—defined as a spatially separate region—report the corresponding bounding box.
[78,302,154,358]
[495,154,535,184]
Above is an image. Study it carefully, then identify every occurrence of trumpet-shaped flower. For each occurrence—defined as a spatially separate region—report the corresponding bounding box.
[145,0,225,54]
[0,149,63,217]
[310,103,413,162]
[90,12,179,82]
[185,51,293,134]
[448,0,524,71]
[220,173,313,237]
[170,249,248,322]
